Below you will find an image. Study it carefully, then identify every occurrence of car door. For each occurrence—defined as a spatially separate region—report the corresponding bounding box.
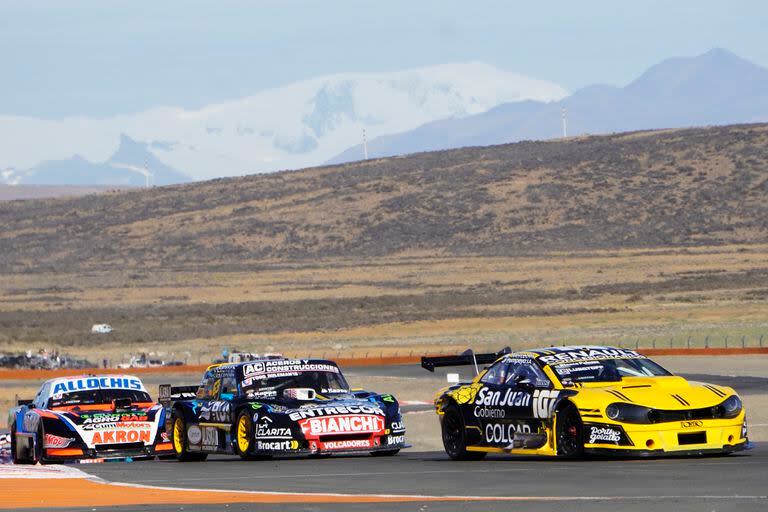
[476,357,552,448]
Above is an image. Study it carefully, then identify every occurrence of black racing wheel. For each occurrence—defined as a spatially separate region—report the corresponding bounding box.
[441,404,486,461]
[555,403,584,458]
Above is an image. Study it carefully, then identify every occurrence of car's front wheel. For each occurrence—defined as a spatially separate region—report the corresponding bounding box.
[172,416,208,462]
[441,404,486,461]
[234,410,271,461]
[555,403,584,458]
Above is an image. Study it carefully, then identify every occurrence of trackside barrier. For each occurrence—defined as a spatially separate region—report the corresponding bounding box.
[1,347,768,380]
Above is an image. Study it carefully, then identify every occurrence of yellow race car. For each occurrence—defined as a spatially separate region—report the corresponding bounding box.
[422,346,750,459]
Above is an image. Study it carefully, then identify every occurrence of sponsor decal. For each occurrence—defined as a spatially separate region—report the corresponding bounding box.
[199,401,230,423]
[681,420,704,428]
[160,431,170,442]
[288,404,384,421]
[450,383,482,405]
[473,406,506,419]
[246,390,278,399]
[390,421,405,432]
[187,425,202,445]
[320,439,374,450]
[742,418,748,439]
[201,426,218,447]
[299,414,385,436]
[242,360,340,385]
[79,413,150,431]
[321,388,348,394]
[44,433,75,449]
[474,387,531,408]
[255,426,292,439]
[539,348,645,365]
[380,394,395,403]
[387,435,405,446]
[256,440,299,451]
[485,422,532,445]
[532,389,559,419]
[588,426,622,444]
[91,429,151,444]
[52,377,144,396]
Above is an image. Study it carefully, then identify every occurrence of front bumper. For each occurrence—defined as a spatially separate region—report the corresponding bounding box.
[44,441,174,461]
[249,440,409,457]
[582,419,750,457]
[585,440,752,457]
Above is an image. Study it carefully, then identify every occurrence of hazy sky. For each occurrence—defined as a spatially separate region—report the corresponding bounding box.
[2,0,766,118]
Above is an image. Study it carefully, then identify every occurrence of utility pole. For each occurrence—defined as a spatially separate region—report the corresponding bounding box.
[144,158,150,188]
[561,107,567,138]
[363,128,368,160]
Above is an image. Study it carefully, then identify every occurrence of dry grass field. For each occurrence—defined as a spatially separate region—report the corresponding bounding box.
[1,123,767,438]
[0,243,767,364]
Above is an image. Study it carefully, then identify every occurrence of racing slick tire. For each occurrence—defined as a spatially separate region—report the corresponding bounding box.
[33,424,46,464]
[441,403,486,461]
[235,410,271,461]
[555,403,584,458]
[171,415,208,462]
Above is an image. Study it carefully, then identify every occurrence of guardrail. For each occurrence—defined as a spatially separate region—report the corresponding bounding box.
[2,346,768,380]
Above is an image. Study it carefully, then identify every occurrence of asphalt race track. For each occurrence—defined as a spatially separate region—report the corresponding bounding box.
[15,443,751,512]
[8,366,768,512]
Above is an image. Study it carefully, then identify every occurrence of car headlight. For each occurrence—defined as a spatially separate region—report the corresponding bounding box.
[719,395,742,419]
[605,403,653,423]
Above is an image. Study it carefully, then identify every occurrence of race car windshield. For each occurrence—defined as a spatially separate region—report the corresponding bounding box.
[550,358,671,383]
[241,371,350,396]
[47,389,152,408]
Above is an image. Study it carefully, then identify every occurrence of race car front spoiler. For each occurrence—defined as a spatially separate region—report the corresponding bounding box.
[584,440,752,458]
[248,442,410,458]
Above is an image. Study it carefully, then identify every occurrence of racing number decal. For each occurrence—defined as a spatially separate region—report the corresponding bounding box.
[532,390,559,419]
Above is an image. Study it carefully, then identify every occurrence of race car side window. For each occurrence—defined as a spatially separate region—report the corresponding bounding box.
[480,361,507,385]
[505,361,551,389]
[34,383,50,409]
[197,371,216,400]
[219,376,238,400]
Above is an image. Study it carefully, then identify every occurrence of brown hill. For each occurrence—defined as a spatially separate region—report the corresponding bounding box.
[1,123,768,272]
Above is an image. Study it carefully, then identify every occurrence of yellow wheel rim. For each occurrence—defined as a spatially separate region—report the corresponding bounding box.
[237,415,250,453]
[173,418,184,454]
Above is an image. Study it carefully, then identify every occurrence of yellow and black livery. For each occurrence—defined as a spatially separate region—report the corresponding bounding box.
[423,346,750,459]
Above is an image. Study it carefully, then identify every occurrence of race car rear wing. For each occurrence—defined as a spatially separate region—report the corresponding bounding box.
[158,384,198,405]
[421,347,512,373]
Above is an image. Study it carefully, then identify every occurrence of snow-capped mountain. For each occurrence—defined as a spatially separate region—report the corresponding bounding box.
[0,62,567,183]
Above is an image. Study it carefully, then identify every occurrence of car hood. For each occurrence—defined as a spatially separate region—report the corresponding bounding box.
[575,376,735,409]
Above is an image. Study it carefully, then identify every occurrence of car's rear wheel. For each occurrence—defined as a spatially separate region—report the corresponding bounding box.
[555,403,584,458]
[441,404,486,461]
[172,416,207,462]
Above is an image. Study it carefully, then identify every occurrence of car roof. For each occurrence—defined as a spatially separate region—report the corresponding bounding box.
[521,345,623,356]
[205,358,340,373]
